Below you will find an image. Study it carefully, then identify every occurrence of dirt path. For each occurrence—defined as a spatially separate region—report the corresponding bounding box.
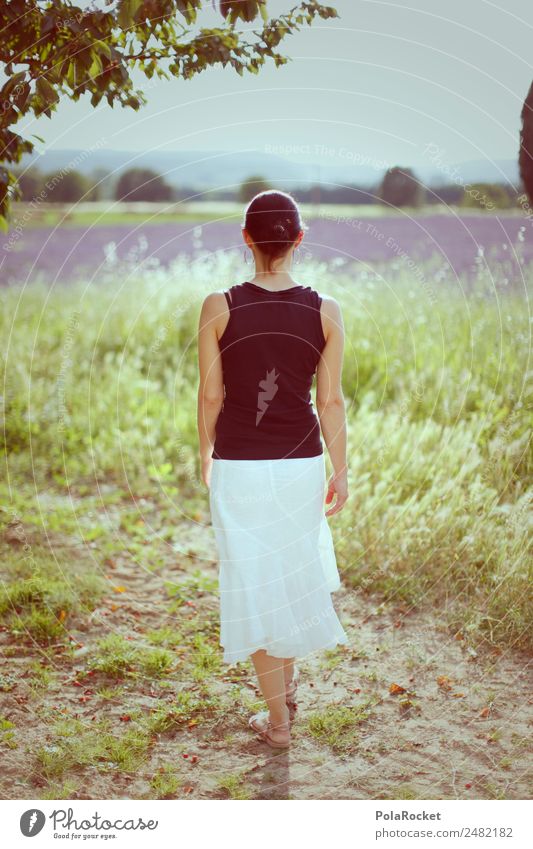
[1,513,531,801]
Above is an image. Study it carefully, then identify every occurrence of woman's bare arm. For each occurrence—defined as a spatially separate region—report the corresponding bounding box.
[315,295,348,516]
[197,293,226,481]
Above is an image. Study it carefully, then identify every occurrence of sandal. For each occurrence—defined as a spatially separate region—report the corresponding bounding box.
[285,665,300,721]
[248,711,291,749]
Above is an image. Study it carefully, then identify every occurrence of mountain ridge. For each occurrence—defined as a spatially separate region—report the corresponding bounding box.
[21,147,520,189]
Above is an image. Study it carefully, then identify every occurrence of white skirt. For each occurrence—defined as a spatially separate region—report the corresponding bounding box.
[209,453,349,665]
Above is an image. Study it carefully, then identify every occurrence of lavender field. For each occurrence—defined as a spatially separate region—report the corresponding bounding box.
[2,209,532,286]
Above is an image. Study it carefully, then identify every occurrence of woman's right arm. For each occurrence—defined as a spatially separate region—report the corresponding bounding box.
[316,296,349,516]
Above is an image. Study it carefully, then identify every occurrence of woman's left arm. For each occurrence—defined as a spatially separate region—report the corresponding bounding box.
[197,293,225,487]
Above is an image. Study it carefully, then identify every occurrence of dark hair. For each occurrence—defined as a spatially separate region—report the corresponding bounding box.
[243,190,305,272]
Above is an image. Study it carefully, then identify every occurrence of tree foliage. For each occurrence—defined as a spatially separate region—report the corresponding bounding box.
[460,182,515,211]
[43,169,95,203]
[379,166,422,208]
[12,166,100,202]
[0,0,338,229]
[14,168,44,202]
[115,167,174,201]
[238,174,271,202]
[519,80,533,204]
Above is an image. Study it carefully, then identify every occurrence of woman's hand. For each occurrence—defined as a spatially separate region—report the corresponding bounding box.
[325,468,348,516]
[201,457,213,489]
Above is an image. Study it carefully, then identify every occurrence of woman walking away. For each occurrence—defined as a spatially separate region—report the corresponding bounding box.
[197,190,349,749]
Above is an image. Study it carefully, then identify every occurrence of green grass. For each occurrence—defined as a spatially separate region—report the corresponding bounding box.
[141,690,221,735]
[8,208,241,230]
[26,660,53,692]
[0,544,107,644]
[319,647,346,671]
[138,647,175,677]
[35,716,152,779]
[87,634,175,679]
[0,716,17,749]
[39,779,79,800]
[146,626,187,648]
[189,633,222,681]
[1,255,531,652]
[165,570,218,609]
[8,202,524,233]
[95,685,124,700]
[32,691,221,788]
[306,702,374,753]
[0,570,102,618]
[384,785,421,800]
[216,772,252,800]
[149,764,182,799]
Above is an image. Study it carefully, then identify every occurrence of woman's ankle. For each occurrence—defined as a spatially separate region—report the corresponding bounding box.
[269,705,290,728]
[269,721,290,740]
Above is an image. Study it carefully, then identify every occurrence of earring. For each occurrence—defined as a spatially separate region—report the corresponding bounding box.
[243,249,252,265]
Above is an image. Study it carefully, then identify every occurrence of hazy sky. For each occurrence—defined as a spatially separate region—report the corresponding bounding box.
[21,0,533,169]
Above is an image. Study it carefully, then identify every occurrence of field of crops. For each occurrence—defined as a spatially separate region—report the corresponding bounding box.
[2,206,532,286]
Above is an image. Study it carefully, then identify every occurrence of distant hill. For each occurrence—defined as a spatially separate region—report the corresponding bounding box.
[20,147,520,190]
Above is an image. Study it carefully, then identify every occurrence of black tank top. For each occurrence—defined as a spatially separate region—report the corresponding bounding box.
[212,281,326,460]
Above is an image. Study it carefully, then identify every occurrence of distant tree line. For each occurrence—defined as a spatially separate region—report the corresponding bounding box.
[228,170,522,210]
[12,165,523,210]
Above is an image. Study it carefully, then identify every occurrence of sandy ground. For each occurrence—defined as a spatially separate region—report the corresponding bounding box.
[1,515,532,801]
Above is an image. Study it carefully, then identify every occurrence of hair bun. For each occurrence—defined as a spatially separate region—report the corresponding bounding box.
[244,191,304,271]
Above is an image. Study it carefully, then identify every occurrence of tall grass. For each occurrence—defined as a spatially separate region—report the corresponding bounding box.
[1,252,531,649]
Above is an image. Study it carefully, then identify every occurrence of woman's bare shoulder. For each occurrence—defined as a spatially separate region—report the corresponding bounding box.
[200,291,229,313]
[317,293,343,323]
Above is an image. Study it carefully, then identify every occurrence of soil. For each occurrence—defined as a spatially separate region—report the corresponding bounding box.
[1,515,531,801]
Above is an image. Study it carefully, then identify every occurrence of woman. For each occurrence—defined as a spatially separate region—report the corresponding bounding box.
[197,190,349,749]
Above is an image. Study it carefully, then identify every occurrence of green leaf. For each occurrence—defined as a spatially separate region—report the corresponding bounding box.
[88,52,103,79]
[41,13,56,35]
[66,62,77,90]
[36,77,59,106]
[2,72,27,98]
[13,82,31,110]
[96,40,112,59]
[117,0,143,30]
[176,0,199,23]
